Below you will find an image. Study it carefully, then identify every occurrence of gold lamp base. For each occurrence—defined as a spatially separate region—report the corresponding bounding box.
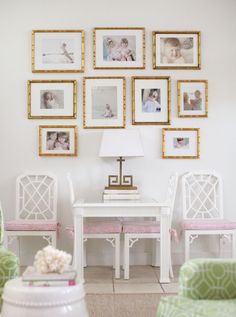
[105,156,137,191]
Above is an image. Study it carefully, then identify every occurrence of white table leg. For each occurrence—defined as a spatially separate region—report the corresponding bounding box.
[160,207,170,283]
[74,209,84,284]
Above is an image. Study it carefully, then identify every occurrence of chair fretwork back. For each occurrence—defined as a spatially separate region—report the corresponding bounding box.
[166,173,178,222]
[16,173,57,221]
[182,172,223,220]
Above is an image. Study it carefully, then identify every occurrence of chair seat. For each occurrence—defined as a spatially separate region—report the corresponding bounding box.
[66,220,122,237]
[122,220,160,233]
[5,220,58,231]
[183,219,236,230]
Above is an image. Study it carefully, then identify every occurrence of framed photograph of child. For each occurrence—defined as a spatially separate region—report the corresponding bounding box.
[39,125,78,156]
[93,27,145,69]
[153,31,200,69]
[28,80,77,119]
[83,77,125,129]
[32,30,84,72]
[132,77,170,125]
[178,80,208,117]
[162,128,200,159]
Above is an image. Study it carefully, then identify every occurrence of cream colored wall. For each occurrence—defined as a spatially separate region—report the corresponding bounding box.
[0,0,236,265]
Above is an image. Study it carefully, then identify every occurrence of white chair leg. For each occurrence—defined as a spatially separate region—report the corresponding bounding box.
[83,242,87,268]
[4,232,9,250]
[169,248,174,279]
[232,231,236,258]
[219,234,223,258]
[124,235,130,280]
[114,235,120,279]
[185,231,190,261]
[151,239,159,267]
[51,232,57,248]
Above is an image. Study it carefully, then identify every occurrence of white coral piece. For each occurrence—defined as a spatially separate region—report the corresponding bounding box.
[34,246,72,274]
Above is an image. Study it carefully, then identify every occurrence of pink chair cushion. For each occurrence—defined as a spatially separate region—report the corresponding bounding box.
[183,219,236,230]
[66,220,122,238]
[5,221,58,231]
[122,220,160,233]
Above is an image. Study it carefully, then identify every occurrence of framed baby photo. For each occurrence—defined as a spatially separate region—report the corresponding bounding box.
[153,31,200,69]
[39,125,78,156]
[178,80,208,117]
[93,27,145,69]
[32,30,84,72]
[83,77,126,129]
[28,80,77,119]
[132,77,170,125]
[162,128,200,159]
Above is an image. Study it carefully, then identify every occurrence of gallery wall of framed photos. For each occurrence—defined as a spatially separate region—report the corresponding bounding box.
[29,27,207,159]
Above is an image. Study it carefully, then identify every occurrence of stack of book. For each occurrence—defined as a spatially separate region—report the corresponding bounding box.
[103,188,140,200]
[22,266,77,287]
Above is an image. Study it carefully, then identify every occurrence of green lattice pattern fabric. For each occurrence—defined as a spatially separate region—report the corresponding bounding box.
[179,259,236,300]
[156,296,236,317]
[0,250,19,298]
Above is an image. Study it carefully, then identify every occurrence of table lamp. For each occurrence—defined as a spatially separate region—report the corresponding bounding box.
[99,130,144,190]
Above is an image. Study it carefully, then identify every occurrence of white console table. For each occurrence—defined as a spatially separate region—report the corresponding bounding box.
[73,198,171,283]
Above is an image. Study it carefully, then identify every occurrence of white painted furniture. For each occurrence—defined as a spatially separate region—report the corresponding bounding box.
[123,173,178,279]
[4,173,58,258]
[1,278,88,317]
[73,198,171,283]
[182,171,236,261]
[66,174,122,279]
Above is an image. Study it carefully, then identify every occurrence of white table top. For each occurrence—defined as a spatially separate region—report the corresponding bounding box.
[73,197,169,208]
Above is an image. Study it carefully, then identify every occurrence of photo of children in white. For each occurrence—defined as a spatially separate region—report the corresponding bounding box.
[142,89,161,113]
[161,37,194,64]
[91,86,117,119]
[183,90,202,111]
[103,36,136,61]
[173,137,190,149]
[42,39,74,64]
[40,90,64,109]
[46,131,70,151]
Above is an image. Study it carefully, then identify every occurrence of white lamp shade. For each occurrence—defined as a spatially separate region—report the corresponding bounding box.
[99,130,144,157]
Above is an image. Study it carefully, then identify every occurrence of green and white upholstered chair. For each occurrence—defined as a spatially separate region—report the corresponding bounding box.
[157,258,236,317]
[0,202,19,304]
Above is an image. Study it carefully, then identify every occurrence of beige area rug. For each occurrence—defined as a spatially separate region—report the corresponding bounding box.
[86,294,167,317]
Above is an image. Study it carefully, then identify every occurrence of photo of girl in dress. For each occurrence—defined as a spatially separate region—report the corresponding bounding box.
[42,39,75,64]
[103,36,136,61]
[142,89,161,113]
[40,90,64,109]
[46,131,70,151]
[91,86,117,119]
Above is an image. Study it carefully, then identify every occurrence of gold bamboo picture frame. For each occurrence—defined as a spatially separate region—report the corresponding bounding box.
[93,27,145,69]
[32,30,84,72]
[28,80,77,119]
[83,77,126,129]
[132,76,170,125]
[162,128,200,159]
[153,31,201,69]
[39,125,78,156]
[178,80,208,118]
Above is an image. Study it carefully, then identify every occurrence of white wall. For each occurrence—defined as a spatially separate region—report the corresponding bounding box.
[1,0,236,265]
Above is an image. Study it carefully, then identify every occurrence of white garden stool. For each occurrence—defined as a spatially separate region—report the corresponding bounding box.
[1,278,89,317]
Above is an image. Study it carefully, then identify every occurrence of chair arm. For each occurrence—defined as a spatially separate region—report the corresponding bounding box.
[179,258,236,300]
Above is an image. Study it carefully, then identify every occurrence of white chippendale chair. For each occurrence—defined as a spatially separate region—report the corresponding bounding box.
[66,173,121,279]
[4,173,58,259]
[182,171,236,261]
[123,173,178,280]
